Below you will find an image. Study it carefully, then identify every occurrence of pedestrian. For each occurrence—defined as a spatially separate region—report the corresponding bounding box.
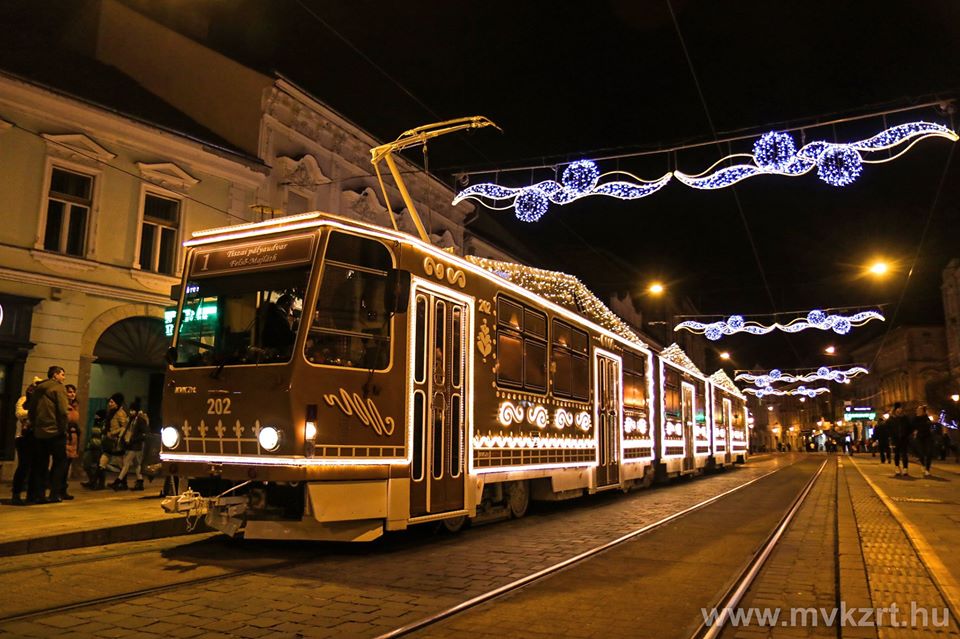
[61,384,81,500]
[872,417,891,464]
[26,366,70,503]
[94,393,128,490]
[888,402,914,477]
[114,399,149,491]
[913,404,937,477]
[11,377,42,505]
[80,409,106,488]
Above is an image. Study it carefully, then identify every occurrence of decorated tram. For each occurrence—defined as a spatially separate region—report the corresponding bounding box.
[159,211,750,542]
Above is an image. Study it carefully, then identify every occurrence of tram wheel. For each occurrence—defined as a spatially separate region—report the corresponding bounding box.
[441,514,468,533]
[506,480,530,519]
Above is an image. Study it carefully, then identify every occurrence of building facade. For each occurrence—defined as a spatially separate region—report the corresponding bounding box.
[943,258,960,384]
[0,68,266,465]
[846,325,949,412]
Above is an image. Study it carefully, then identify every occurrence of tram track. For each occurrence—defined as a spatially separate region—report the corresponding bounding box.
[691,457,828,639]
[373,457,813,639]
[0,455,807,636]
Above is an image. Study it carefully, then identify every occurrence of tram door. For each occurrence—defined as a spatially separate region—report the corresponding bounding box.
[595,352,621,488]
[410,289,467,517]
[722,398,733,463]
[681,382,695,471]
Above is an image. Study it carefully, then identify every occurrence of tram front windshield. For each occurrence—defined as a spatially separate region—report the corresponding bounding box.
[171,265,310,367]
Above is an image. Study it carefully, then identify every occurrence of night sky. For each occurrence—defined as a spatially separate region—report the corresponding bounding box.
[15,1,960,371]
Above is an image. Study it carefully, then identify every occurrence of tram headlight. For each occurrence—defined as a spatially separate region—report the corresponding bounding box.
[258,425,281,452]
[304,420,317,441]
[161,426,181,449]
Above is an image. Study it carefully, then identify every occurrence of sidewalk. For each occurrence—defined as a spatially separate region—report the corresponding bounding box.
[0,478,202,557]
[845,454,960,627]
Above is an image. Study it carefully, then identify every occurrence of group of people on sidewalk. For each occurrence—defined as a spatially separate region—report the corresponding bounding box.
[870,401,946,478]
[11,365,151,505]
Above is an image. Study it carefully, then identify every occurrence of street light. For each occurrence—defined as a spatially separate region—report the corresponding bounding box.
[951,393,959,402]
[648,282,664,295]
[824,345,836,355]
[719,351,730,360]
[868,260,889,277]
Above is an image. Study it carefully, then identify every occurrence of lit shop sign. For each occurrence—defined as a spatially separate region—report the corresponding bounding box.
[844,406,875,420]
[164,304,218,337]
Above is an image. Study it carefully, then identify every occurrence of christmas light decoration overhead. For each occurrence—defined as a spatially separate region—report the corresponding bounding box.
[454,122,957,221]
[743,385,831,398]
[674,122,957,189]
[675,309,884,341]
[453,160,672,222]
[735,366,869,388]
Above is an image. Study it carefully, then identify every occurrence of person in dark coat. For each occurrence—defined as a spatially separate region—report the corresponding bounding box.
[261,294,296,355]
[27,366,70,503]
[871,418,891,464]
[913,404,937,477]
[888,402,913,477]
[11,377,42,505]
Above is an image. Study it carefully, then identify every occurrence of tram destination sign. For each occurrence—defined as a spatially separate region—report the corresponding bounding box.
[192,233,316,276]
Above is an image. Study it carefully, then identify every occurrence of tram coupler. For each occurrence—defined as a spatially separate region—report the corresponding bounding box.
[161,489,206,516]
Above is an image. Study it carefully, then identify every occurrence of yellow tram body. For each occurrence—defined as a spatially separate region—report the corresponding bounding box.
[160,212,748,541]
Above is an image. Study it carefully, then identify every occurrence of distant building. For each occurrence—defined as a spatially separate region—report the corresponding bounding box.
[845,326,949,411]
[942,258,960,382]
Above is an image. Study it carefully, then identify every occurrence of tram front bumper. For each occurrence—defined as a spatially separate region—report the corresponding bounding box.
[161,490,248,537]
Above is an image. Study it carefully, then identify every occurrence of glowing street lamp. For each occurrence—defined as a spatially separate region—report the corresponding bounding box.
[868,260,889,277]
[951,393,959,402]
[719,351,730,360]
[824,345,836,355]
[648,282,664,295]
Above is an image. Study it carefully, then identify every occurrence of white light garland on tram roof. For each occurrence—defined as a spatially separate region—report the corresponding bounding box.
[675,309,884,341]
[674,122,957,190]
[735,366,869,388]
[466,256,644,346]
[743,385,831,398]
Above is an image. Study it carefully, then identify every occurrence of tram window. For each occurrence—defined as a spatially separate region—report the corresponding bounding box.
[524,340,547,391]
[623,351,646,408]
[452,307,462,388]
[172,266,309,367]
[497,332,523,386]
[524,309,546,338]
[664,370,681,418]
[450,393,462,477]
[432,392,444,480]
[305,232,393,370]
[495,296,548,393]
[414,296,427,383]
[412,391,425,481]
[551,319,589,400]
[498,297,523,330]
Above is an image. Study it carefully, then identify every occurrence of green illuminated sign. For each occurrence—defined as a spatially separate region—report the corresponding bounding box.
[164,303,218,337]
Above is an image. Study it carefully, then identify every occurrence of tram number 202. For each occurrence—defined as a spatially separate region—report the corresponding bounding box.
[207,398,232,415]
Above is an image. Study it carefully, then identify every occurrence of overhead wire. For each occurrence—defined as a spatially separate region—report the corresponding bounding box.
[664,0,798,363]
